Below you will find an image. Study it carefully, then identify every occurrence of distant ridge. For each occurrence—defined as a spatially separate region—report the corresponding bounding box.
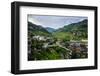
[56,19,88,32]
[45,27,56,33]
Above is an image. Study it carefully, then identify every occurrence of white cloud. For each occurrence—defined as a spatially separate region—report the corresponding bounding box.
[28,15,87,29]
[28,15,42,25]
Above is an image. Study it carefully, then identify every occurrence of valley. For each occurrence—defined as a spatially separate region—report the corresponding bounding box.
[28,19,88,60]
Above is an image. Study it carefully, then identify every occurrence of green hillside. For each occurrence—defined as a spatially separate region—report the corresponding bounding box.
[56,19,87,32]
[53,19,88,41]
[28,22,51,37]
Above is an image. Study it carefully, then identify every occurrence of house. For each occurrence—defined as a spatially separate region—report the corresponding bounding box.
[32,35,46,41]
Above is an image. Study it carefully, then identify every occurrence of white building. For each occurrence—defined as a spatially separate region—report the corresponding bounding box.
[32,35,46,41]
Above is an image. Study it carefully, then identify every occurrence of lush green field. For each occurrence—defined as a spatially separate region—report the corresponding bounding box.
[52,31,87,41]
[52,32,73,41]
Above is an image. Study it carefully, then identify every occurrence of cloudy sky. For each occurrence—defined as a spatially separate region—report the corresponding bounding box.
[28,14,87,29]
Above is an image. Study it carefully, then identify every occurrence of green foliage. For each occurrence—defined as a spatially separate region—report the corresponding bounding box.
[28,22,51,36]
[55,19,88,40]
[52,32,73,41]
[56,19,87,32]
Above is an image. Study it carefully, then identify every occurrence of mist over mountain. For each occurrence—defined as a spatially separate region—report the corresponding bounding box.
[45,27,56,33]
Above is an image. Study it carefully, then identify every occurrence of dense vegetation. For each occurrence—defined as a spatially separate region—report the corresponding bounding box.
[28,19,88,61]
[28,22,51,36]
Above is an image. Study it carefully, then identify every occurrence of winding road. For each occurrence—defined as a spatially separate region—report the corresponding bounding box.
[43,41,72,53]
